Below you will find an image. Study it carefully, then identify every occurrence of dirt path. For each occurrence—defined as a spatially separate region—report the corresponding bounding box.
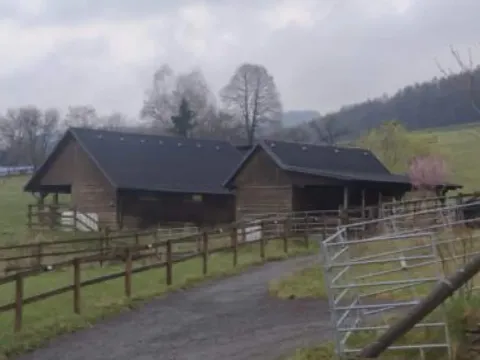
[14,255,332,360]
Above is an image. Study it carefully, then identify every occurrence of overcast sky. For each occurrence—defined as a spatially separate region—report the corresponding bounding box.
[0,0,479,117]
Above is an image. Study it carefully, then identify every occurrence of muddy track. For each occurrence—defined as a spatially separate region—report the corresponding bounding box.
[14,255,332,360]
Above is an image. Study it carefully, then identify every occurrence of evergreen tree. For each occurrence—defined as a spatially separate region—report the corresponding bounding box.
[170,98,196,137]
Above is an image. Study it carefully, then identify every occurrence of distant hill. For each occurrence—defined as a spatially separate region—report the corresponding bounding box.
[310,67,480,137]
[282,110,320,127]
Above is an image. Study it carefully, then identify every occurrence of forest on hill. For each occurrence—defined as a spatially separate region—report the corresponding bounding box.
[313,66,480,137]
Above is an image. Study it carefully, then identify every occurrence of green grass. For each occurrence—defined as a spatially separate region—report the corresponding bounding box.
[275,232,480,359]
[0,176,33,244]
[269,266,326,299]
[411,125,480,192]
[286,295,480,360]
[0,239,316,358]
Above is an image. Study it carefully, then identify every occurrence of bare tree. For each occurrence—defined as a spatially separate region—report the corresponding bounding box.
[193,108,244,141]
[64,105,98,128]
[140,64,176,130]
[99,112,128,130]
[309,114,349,145]
[0,106,60,168]
[141,65,218,135]
[220,63,282,145]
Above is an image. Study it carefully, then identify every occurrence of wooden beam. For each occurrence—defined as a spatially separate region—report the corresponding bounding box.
[343,186,349,209]
[361,188,366,218]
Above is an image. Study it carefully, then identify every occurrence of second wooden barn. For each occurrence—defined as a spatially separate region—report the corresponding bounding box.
[224,140,449,221]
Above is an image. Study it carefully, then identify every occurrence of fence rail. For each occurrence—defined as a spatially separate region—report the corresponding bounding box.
[1,212,331,275]
[0,220,312,333]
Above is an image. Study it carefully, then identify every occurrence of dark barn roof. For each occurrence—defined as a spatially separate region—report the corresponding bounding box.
[25,127,244,195]
[224,140,461,190]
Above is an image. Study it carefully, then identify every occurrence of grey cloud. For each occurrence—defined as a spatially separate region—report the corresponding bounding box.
[0,0,480,117]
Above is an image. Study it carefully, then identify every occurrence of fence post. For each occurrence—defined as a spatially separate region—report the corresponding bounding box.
[283,217,290,254]
[36,243,43,266]
[231,226,238,267]
[73,258,81,314]
[260,221,266,260]
[304,216,310,248]
[166,240,172,286]
[125,248,132,297]
[100,227,110,267]
[27,204,32,229]
[73,208,78,232]
[134,233,140,246]
[202,232,209,275]
[14,274,23,332]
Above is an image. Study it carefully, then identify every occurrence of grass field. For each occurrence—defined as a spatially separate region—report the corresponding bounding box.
[1,123,480,359]
[0,176,33,245]
[411,124,480,192]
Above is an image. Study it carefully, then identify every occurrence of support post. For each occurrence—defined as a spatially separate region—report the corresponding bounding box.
[14,274,23,332]
[231,226,238,267]
[260,221,265,260]
[361,188,366,219]
[73,258,81,314]
[125,248,132,297]
[202,232,209,275]
[166,240,172,285]
[283,217,290,253]
[343,186,349,210]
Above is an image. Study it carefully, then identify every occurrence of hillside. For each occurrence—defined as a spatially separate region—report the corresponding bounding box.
[312,67,480,137]
[411,125,480,192]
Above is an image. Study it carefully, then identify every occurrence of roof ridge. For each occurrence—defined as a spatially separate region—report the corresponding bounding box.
[68,127,234,145]
[262,138,367,151]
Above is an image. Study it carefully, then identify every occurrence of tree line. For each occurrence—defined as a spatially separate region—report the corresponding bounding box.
[1,49,478,169]
[0,61,345,168]
[315,49,480,137]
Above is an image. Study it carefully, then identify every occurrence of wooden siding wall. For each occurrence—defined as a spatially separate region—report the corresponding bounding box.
[35,136,118,229]
[119,192,235,229]
[39,137,76,186]
[67,139,117,229]
[233,150,293,220]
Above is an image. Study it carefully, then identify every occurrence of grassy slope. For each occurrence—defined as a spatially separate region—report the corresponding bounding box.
[412,125,480,192]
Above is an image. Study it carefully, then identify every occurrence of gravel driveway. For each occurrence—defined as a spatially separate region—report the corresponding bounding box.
[15,255,332,360]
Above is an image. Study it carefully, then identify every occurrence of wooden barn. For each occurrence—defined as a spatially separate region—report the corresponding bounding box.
[224,140,459,221]
[24,127,243,230]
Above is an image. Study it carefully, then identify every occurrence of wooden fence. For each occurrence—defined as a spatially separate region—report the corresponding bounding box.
[0,220,310,333]
[1,211,340,275]
[27,204,100,232]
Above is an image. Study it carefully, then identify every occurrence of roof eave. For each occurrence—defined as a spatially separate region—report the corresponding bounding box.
[117,186,233,196]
